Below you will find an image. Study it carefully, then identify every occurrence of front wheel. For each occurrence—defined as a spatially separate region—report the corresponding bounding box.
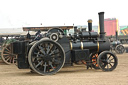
[115,44,125,54]
[97,51,118,71]
[28,39,65,75]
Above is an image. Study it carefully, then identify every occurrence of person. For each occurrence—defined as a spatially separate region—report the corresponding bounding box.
[0,37,4,43]
[6,35,9,40]
[26,31,31,39]
[34,30,42,40]
[77,28,81,33]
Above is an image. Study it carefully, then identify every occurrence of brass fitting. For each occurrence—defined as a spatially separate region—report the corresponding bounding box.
[87,19,92,23]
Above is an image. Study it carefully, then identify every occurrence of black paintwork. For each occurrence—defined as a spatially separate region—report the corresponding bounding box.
[10,12,117,74]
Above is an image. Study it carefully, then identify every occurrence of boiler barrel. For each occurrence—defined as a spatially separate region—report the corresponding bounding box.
[70,40,110,52]
[70,41,98,52]
[83,42,97,52]
[79,32,98,38]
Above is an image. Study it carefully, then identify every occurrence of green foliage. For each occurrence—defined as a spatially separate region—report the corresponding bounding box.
[2,38,16,47]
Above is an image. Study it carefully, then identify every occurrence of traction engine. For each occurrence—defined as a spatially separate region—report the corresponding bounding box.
[11,12,118,75]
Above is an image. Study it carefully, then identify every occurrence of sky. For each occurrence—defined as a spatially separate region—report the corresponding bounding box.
[0,0,128,28]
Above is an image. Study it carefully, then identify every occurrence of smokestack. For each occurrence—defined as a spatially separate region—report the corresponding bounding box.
[74,26,77,33]
[88,19,92,32]
[116,31,118,40]
[98,12,105,39]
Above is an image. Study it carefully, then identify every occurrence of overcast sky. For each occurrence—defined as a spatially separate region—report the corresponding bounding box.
[0,0,128,28]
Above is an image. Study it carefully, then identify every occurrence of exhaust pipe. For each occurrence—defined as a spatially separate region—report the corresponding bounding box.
[115,31,118,40]
[98,12,105,39]
[88,19,92,32]
[74,26,77,33]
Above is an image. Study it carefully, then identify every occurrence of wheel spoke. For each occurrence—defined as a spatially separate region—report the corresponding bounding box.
[107,64,109,69]
[33,59,42,63]
[4,51,10,54]
[34,52,41,56]
[6,57,10,62]
[38,46,45,55]
[5,48,10,51]
[43,62,47,73]
[110,58,114,61]
[49,46,57,55]
[46,44,51,54]
[4,55,10,59]
[49,50,55,55]
[108,55,111,59]
[34,52,44,58]
[50,52,60,56]
[49,61,55,70]
[109,63,113,67]
[3,54,9,56]
[49,44,54,53]
[35,61,43,68]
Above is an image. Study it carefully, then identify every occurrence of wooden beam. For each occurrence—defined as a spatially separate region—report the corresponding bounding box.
[23,26,73,31]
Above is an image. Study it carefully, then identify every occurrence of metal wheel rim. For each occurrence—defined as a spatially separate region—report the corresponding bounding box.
[28,39,65,75]
[1,44,17,65]
[98,51,118,71]
[115,45,125,54]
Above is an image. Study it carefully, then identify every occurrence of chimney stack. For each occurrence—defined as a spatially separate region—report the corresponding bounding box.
[98,12,105,39]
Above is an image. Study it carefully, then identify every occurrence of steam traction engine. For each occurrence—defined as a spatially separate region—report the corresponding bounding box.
[11,12,118,75]
[110,31,126,54]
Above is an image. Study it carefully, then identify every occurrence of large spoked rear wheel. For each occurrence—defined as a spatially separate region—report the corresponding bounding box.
[28,39,65,75]
[115,44,125,54]
[1,44,17,65]
[97,51,118,71]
